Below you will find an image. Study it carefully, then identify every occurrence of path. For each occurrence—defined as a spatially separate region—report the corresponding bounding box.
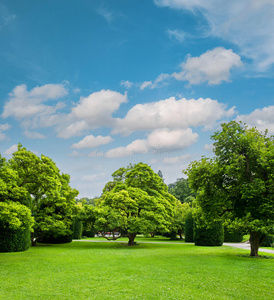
[73,239,274,254]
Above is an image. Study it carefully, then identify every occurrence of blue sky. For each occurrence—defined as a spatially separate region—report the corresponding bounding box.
[0,0,274,198]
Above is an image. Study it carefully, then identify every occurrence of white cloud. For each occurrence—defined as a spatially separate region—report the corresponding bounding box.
[0,123,11,141]
[4,144,18,156]
[147,128,198,150]
[72,90,127,128]
[121,80,134,89]
[71,134,113,150]
[173,47,242,85]
[57,121,89,139]
[154,0,274,71]
[87,150,104,158]
[96,7,114,23]
[236,106,274,134]
[140,73,170,90]
[23,131,46,139]
[2,84,68,128]
[105,139,148,159]
[106,128,198,159]
[167,29,187,42]
[113,96,235,135]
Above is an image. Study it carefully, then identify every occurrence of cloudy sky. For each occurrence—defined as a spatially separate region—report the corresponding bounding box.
[1,0,274,198]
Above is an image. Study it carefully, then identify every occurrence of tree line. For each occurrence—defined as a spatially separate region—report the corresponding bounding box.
[1,121,273,256]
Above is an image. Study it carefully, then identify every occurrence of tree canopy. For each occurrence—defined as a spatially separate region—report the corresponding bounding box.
[186,121,274,256]
[2,145,78,246]
[168,178,195,204]
[95,163,176,245]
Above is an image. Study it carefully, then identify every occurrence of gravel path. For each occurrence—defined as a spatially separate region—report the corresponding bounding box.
[223,242,274,254]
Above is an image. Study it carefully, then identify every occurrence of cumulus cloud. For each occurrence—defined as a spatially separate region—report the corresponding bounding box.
[71,90,127,128]
[173,48,242,85]
[105,139,148,159]
[235,106,274,134]
[57,121,89,139]
[154,0,274,71]
[2,83,68,129]
[71,134,114,150]
[113,96,235,135]
[147,128,198,150]
[204,143,214,152]
[106,128,198,159]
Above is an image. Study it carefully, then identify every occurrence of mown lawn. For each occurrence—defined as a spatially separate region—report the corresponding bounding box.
[0,239,273,300]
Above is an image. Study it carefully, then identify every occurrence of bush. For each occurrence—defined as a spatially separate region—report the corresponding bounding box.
[37,234,72,244]
[185,211,194,242]
[261,236,274,247]
[72,220,82,239]
[224,227,244,242]
[0,226,30,252]
[194,221,224,246]
[0,201,33,252]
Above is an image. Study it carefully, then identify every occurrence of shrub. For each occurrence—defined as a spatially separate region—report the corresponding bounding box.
[0,201,33,252]
[184,211,194,242]
[194,221,224,246]
[224,227,244,242]
[261,236,274,247]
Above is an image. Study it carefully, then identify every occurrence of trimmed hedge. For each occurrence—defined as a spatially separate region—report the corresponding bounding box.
[194,221,224,246]
[184,211,194,242]
[0,226,30,252]
[224,227,244,242]
[37,234,72,244]
[72,220,82,239]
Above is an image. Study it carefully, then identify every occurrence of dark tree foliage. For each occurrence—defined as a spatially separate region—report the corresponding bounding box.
[168,178,196,204]
[185,211,194,243]
[194,220,224,246]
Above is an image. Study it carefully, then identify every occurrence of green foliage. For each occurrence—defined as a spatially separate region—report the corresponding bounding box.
[185,211,194,242]
[186,121,274,256]
[261,236,274,247]
[168,178,196,204]
[95,163,176,245]
[0,227,30,252]
[72,220,83,239]
[170,201,191,239]
[7,145,79,244]
[224,226,244,243]
[194,220,224,246]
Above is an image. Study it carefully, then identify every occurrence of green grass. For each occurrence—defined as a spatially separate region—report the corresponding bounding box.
[1,240,274,300]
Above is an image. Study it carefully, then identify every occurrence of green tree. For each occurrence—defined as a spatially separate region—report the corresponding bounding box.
[186,121,274,256]
[171,201,191,239]
[96,163,176,245]
[8,145,78,245]
[168,178,195,204]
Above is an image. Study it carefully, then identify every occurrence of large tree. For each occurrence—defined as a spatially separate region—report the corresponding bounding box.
[96,163,176,245]
[168,178,195,204]
[8,145,78,245]
[186,121,274,256]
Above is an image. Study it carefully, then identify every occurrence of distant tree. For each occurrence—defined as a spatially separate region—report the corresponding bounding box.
[171,201,191,239]
[95,163,176,245]
[168,178,195,204]
[157,170,164,182]
[186,121,274,256]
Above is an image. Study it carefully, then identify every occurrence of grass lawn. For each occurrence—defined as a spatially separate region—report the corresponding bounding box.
[0,239,273,300]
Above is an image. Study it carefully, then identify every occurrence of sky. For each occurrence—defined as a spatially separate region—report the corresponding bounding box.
[0,0,274,198]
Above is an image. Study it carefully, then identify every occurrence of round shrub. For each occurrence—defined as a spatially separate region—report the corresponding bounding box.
[194,221,224,246]
[0,201,33,252]
[261,235,274,247]
[185,211,194,242]
[224,227,244,242]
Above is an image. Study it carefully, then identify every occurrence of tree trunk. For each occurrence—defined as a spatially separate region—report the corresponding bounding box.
[249,231,265,257]
[178,229,183,240]
[128,233,137,246]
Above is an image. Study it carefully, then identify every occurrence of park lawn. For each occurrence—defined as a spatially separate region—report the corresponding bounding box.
[0,241,273,300]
